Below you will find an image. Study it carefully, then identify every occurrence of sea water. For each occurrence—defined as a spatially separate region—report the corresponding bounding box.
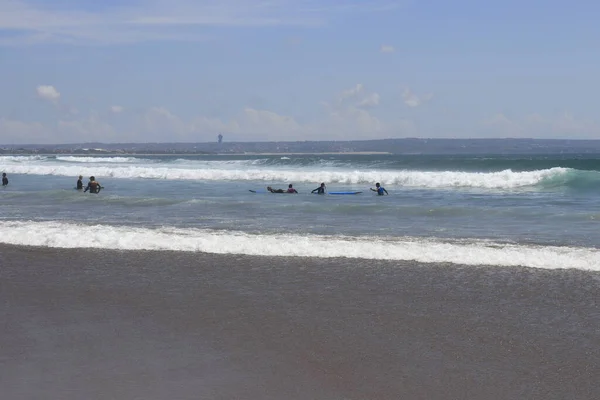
[1,153,599,270]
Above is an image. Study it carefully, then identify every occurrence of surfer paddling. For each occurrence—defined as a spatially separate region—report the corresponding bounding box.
[370,182,388,195]
[267,184,298,193]
[311,182,326,194]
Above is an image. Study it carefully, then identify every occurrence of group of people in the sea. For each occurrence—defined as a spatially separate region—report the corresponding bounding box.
[76,175,103,193]
[266,182,389,195]
[1,173,102,193]
[3,173,389,195]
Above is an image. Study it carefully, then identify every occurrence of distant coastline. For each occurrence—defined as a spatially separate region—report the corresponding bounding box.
[2,138,600,155]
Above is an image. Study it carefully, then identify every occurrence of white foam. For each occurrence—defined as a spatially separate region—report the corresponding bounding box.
[0,162,571,189]
[171,158,269,167]
[55,156,144,163]
[0,221,597,270]
[0,155,48,163]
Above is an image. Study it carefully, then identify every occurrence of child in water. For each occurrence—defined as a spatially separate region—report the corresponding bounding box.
[2,173,8,186]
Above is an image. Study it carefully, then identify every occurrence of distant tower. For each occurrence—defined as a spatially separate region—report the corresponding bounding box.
[218,133,223,144]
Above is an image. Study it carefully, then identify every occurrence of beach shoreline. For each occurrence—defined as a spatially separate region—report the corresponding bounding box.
[1,243,598,399]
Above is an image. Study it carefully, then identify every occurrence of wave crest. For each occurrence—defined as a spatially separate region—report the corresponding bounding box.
[0,221,597,270]
[0,163,581,189]
[55,156,144,163]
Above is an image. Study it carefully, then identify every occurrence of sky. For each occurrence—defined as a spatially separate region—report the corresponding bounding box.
[1,0,599,144]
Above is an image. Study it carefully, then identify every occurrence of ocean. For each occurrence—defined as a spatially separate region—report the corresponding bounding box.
[0,152,599,269]
[1,151,600,399]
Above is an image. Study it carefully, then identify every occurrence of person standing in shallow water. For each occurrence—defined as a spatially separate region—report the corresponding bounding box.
[76,175,83,190]
[2,173,8,186]
[84,176,102,194]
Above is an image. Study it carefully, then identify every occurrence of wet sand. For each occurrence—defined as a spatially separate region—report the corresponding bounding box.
[1,244,599,399]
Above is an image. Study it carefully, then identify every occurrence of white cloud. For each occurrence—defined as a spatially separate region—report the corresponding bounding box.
[380,44,395,53]
[356,93,380,109]
[4,106,597,145]
[110,105,124,113]
[238,108,303,135]
[0,0,405,45]
[0,82,418,143]
[340,84,365,100]
[335,84,380,109]
[36,85,60,102]
[58,114,118,142]
[324,107,384,137]
[402,88,432,108]
[137,107,191,141]
[34,85,84,117]
[130,106,305,141]
[319,85,413,139]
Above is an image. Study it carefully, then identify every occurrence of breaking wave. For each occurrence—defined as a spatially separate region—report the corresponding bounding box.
[0,221,597,270]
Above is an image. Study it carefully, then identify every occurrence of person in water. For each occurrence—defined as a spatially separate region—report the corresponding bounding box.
[267,184,298,193]
[370,182,388,195]
[311,182,326,194]
[1,173,8,186]
[76,175,83,190]
[84,176,102,193]
[267,186,284,193]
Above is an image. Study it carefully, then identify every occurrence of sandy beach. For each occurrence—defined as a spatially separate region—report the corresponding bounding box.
[1,244,598,399]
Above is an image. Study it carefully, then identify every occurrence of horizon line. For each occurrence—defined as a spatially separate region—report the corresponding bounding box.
[3,137,600,147]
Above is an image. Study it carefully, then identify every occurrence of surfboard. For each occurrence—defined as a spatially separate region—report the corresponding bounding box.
[251,189,301,194]
[327,191,363,195]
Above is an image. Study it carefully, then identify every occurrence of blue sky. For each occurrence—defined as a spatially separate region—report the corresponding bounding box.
[1,0,599,144]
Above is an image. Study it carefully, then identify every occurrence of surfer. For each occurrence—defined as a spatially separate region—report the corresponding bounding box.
[370,182,388,195]
[1,173,7,186]
[76,175,83,190]
[311,182,326,194]
[267,184,298,193]
[287,184,298,193]
[84,176,102,194]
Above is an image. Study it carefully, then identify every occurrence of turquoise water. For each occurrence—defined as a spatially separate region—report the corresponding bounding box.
[1,153,599,269]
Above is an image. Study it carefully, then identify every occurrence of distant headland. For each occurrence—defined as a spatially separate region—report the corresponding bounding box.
[2,138,600,155]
